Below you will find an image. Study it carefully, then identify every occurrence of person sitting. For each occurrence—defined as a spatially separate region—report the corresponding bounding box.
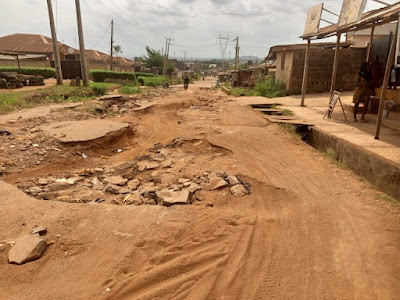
[353,61,372,122]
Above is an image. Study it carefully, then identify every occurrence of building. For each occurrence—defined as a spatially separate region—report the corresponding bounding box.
[267,42,366,95]
[0,33,135,77]
[0,33,79,68]
[346,22,396,47]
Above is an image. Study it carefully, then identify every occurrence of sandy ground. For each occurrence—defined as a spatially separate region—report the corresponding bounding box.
[0,78,399,299]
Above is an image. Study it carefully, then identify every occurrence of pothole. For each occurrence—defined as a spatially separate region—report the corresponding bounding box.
[17,138,251,207]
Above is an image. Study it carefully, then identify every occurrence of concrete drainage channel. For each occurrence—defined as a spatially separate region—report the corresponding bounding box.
[251,104,400,201]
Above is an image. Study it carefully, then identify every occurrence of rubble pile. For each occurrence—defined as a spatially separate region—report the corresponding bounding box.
[19,139,251,207]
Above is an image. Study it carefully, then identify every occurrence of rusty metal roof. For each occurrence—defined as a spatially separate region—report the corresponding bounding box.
[0,33,72,54]
[301,2,400,40]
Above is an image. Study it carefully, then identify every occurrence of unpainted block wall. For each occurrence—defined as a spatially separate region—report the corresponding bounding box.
[281,47,367,95]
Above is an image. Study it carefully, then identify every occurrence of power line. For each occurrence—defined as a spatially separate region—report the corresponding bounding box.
[89,23,111,49]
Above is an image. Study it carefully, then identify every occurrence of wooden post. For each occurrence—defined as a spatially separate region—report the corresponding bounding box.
[329,33,341,97]
[46,0,63,85]
[75,0,89,86]
[110,20,114,71]
[375,22,398,139]
[301,39,311,106]
[367,25,375,62]
[15,55,21,74]
[235,36,240,72]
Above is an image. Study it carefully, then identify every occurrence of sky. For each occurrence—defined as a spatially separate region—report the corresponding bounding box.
[1,0,392,60]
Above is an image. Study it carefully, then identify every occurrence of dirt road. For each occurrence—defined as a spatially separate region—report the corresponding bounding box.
[0,78,399,299]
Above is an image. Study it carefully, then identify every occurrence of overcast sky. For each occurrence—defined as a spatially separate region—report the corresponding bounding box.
[1,0,391,60]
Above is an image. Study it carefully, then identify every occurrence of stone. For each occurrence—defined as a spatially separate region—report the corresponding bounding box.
[138,182,156,195]
[209,177,229,191]
[183,182,191,188]
[103,175,128,186]
[230,185,248,197]
[31,226,47,235]
[92,177,101,186]
[127,179,140,190]
[161,173,179,185]
[124,191,143,205]
[156,189,193,207]
[44,182,71,192]
[25,186,43,195]
[226,175,241,186]
[160,159,172,168]
[118,188,132,194]
[94,168,104,173]
[185,182,202,193]
[105,184,121,194]
[137,160,159,171]
[178,178,190,184]
[8,235,47,265]
[112,105,119,113]
[38,178,49,185]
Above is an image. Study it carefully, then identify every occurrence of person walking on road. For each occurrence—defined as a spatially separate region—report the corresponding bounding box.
[184,76,190,90]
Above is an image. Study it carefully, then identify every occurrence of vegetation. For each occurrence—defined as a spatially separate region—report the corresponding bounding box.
[140,46,164,73]
[120,85,141,94]
[253,77,287,98]
[89,69,136,82]
[229,87,256,97]
[0,83,117,113]
[0,67,56,78]
[137,75,168,86]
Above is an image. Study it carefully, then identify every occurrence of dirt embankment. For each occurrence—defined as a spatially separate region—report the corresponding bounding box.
[0,79,399,299]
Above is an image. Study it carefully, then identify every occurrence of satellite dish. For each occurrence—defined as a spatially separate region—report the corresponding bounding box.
[67,47,75,54]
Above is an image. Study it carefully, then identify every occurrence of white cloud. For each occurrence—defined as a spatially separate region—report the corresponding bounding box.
[0,0,393,59]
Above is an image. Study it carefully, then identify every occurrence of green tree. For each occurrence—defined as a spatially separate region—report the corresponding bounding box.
[113,45,123,70]
[142,46,163,71]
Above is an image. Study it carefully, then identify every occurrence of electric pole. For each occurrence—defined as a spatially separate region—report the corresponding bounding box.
[46,0,63,85]
[235,36,240,72]
[163,38,173,76]
[182,51,187,77]
[75,0,89,86]
[110,20,114,71]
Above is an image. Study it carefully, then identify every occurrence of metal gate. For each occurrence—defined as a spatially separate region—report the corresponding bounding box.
[51,61,82,79]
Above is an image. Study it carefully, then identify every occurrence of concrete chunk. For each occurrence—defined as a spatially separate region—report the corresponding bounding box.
[9,235,47,265]
[156,189,193,207]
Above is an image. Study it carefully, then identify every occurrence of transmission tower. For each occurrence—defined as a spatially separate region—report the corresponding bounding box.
[217,33,230,70]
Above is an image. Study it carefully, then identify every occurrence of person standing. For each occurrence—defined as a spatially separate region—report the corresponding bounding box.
[353,61,372,122]
[184,75,190,90]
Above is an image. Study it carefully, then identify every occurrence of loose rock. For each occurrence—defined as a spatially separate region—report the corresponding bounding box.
[156,189,193,207]
[8,235,47,265]
[230,185,248,197]
[226,175,240,186]
[209,177,229,191]
[103,176,128,186]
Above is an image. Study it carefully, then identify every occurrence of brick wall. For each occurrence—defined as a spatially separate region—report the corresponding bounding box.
[277,47,367,95]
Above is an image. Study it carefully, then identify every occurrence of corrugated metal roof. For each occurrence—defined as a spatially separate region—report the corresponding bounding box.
[0,33,72,54]
[301,2,400,40]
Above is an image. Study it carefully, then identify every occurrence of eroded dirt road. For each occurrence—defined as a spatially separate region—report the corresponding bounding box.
[0,78,399,299]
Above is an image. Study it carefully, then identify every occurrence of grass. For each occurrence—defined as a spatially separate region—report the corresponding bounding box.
[278,123,302,139]
[374,193,399,205]
[120,85,141,94]
[281,109,293,116]
[229,87,256,97]
[0,82,120,114]
[229,76,287,98]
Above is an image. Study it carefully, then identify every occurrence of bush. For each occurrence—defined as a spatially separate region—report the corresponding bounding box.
[230,87,256,97]
[0,66,56,78]
[90,69,136,82]
[120,85,141,94]
[253,77,287,98]
[91,84,107,96]
[135,72,155,78]
[137,75,167,86]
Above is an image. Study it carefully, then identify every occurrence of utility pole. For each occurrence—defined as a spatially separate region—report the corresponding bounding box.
[235,36,240,71]
[182,51,187,77]
[110,20,114,71]
[46,0,63,85]
[75,0,89,86]
[163,38,173,76]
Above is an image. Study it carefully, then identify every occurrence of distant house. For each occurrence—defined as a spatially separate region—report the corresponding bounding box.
[86,49,134,72]
[267,42,366,94]
[0,33,79,68]
[346,22,396,47]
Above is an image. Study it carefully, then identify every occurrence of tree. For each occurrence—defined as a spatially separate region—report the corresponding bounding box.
[113,45,123,71]
[142,46,163,72]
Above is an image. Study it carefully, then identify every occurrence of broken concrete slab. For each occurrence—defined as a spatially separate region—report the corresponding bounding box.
[97,94,123,101]
[209,177,229,191]
[156,189,193,207]
[103,176,128,186]
[41,120,130,143]
[8,235,47,265]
